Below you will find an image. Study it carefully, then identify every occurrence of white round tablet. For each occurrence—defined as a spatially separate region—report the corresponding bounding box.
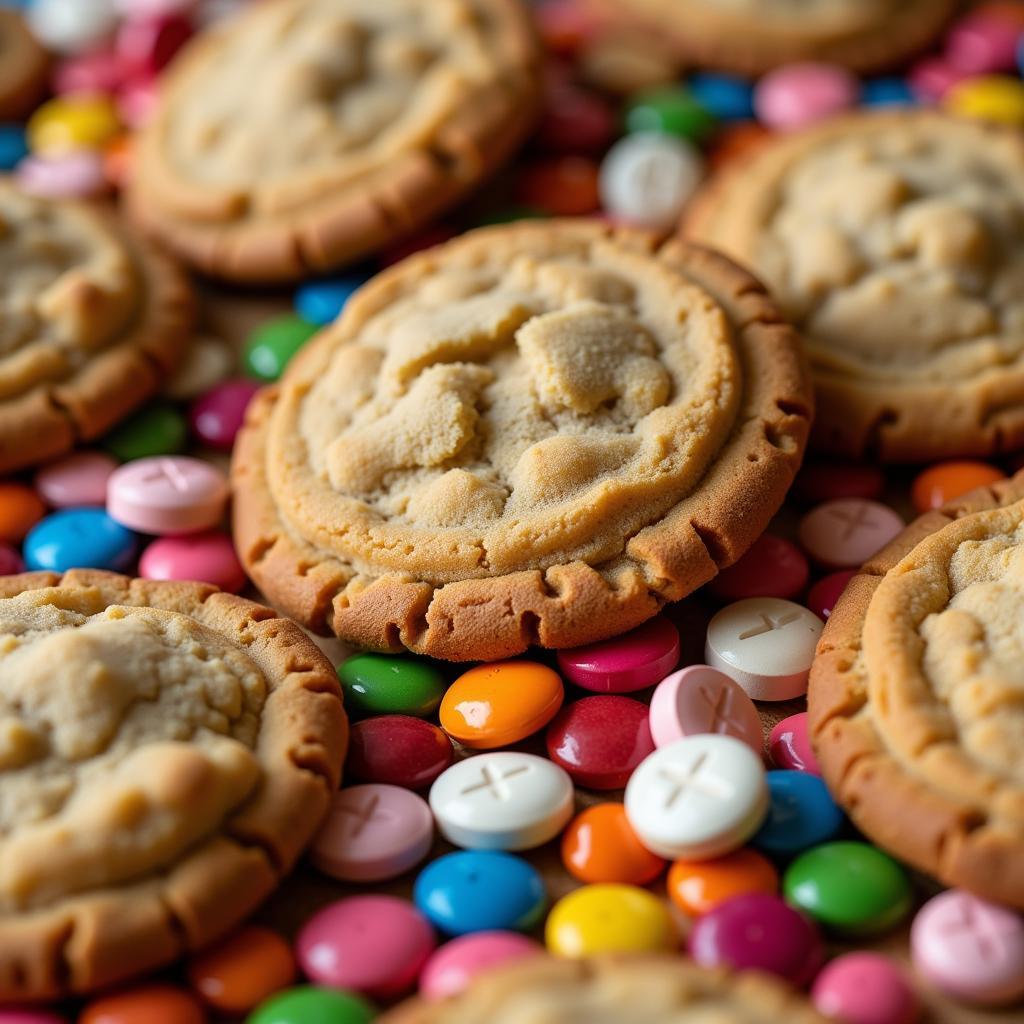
[28,0,118,54]
[624,734,768,860]
[429,752,575,851]
[705,597,824,701]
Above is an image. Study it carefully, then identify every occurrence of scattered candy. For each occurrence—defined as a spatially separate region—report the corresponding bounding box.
[794,460,885,504]
[545,884,676,957]
[769,712,821,774]
[708,533,809,601]
[0,482,46,543]
[295,274,368,326]
[797,498,904,570]
[515,156,600,216]
[189,378,262,451]
[861,77,917,107]
[754,62,859,130]
[944,73,1024,124]
[806,570,856,622]
[753,770,844,857]
[103,402,188,461]
[0,541,25,576]
[561,803,665,886]
[338,652,447,718]
[0,125,27,170]
[946,14,1021,74]
[687,72,755,121]
[244,315,319,382]
[107,455,228,534]
[811,952,920,1024]
[27,95,120,155]
[24,507,137,572]
[16,151,107,197]
[27,0,119,54]
[78,984,204,1024]
[418,932,541,1002]
[667,848,778,917]
[624,87,717,143]
[910,460,1006,513]
[346,715,454,790]
[247,986,376,1024]
[187,926,295,1015]
[34,451,117,508]
[138,530,246,591]
[557,614,679,693]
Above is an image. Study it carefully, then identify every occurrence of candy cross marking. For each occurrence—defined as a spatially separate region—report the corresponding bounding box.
[828,503,876,541]
[338,791,384,839]
[738,610,800,640]
[941,900,1018,961]
[461,762,529,801]
[141,458,194,493]
[658,752,732,809]
[699,684,744,734]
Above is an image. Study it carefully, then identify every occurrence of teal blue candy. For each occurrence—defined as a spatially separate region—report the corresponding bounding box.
[244,314,319,381]
[248,986,376,1024]
[624,88,717,143]
[101,402,187,461]
[338,652,447,718]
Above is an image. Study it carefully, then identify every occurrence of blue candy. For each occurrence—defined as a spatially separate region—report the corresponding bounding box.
[0,125,27,172]
[413,850,547,936]
[687,73,755,121]
[753,770,844,858]
[295,273,370,326]
[861,77,917,108]
[24,508,138,573]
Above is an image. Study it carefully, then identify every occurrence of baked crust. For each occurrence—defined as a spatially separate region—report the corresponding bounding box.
[682,111,1024,462]
[232,219,813,661]
[0,180,195,472]
[0,11,48,120]
[125,0,542,283]
[583,0,955,75]
[808,471,1024,910]
[379,955,829,1023]
[0,569,347,1001]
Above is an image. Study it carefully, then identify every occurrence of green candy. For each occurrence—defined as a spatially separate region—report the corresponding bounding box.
[783,841,912,936]
[624,88,717,143]
[248,986,376,1024]
[338,652,447,718]
[245,314,319,381]
[102,402,187,461]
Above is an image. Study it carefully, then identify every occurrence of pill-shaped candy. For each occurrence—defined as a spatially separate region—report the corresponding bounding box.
[557,614,679,693]
[35,451,117,508]
[107,456,228,535]
[561,803,665,886]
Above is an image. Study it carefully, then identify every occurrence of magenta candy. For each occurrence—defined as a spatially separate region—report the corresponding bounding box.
[34,451,118,508]
[769,713,821,775]
[189,379,262,451]
[0,543,24,576]
[297,895,436,999]
[753,63,859,130]
[419,932,541,1002]
[0,1012,68,1023]
[806,570,856,621]
[139,530,246,592]
[812,953,919,1024]
[17,152,107,198]
[557,615,679,693]
[794,461,884,504]
[346,715,455,790]
[709,533,809,601]
[117,14,192,76]
[946,14,1021,74]
[545,695,655,789]
[908,56,972,101]
[52,50,127,95]
[689,892,824,985]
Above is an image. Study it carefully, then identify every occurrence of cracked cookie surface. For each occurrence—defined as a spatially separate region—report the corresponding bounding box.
[0,570,346,1001]
[232,220,812,661]
[683,111,1024,461]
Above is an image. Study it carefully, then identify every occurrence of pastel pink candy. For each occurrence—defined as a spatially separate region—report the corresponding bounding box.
[107,456,228,535]
[35,451,117,508]
[754,63,859,130]
[649,665,762,754]
[52,50,127,95]
[798,498,904,570]
[946,14,1021,74]
[16,152,107,199]
[812,953,919,1024]
[557,615,679,693]
[138,530,246,592]
[419,932,542,1002]
[114,0,196,14]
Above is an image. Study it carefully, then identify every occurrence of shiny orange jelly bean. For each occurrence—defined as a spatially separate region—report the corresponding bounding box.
[0,481,46,542]
[187,925,295,1013]
[910,461,1005,514]
[516,157,600,215]
[80,984,206,1024]
[562,803,666,885]
[667,848,779,917]
[439,660,564,749]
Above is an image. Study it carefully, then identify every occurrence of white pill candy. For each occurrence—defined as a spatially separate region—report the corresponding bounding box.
[27,0,118,54]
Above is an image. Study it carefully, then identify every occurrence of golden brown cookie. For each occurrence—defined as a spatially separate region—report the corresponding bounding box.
[125,0,542,283]
[584,0,956,75]
[0,179,195,472]
[380,955,829,1023]
[809,471,1024,910]
[0,11,48,120]
[0,569,347,1001]
[232,219,813,662]
[683,111,1024,462]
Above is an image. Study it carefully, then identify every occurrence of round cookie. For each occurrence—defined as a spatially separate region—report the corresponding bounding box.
[232,220,813,662]
[126,0,542,283]
[683,111,1024,462]
[809,471,1024,909]
[583,0,955,76]
[0,179,194,473]
[379,954,829,1023]
[0,11,49,120]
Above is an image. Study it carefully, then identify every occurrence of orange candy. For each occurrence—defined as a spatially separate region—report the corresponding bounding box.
[667,848,779,917]
[972,2,1024,29]
[516,157,601,215]
[562,803,666,885]
[187,925,295,1013]
[80,984,205,1024]
[707,122,773,171]
[910,461,1005,515]
[440,660,564,749]
[0,481,46,542]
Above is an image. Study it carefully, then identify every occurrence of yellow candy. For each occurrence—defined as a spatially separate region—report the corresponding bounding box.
[545,883,677,958]
[944,75,1024,126]
[28,96,122,156]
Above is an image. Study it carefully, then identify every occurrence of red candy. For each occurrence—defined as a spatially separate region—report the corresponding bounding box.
[806,570,856,621]
[537,83,614,152]
[515,156,600,215]
[794,460,884,504]
[189,379,262,451]
[709,533,809,602]
[117,14,193,76]
[769,712,821,775]
[346,715,455,790]
[0,542,25,576]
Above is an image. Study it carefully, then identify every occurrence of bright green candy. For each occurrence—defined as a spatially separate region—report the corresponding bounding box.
[248,986,376,1024]
[783,841,912,936]
[338,652,447,717]
[244,314,319,381]
[624,88,717,143]
[101,402,187,461]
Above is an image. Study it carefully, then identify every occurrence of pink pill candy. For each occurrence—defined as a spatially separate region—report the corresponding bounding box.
[0,543,24,576]
[297,895,435,999]
[419,932,541,1002]
[53,50,127,96]
[139,530,246,592]
[908,57,973,101]
[769,712,820,775]
[557,614,679,693]
[754,63,859,130]
[709,533,809,602]
[649,665,762,755]
[798,498,904,570]
[35,451,117,508]
[806,570,856,621]
[17,152,107,199]
[911,890,1024,1006]
[107,456,228,535]
[812,952,919,1024]
[310,784,434,884]
[946,14,1021,74]
[190,379,262,451]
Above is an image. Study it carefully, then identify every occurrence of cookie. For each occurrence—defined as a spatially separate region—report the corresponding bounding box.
[125,0,542,283]
[809,471,1024,910]
[380,954,828,1023]
[0,11,48,120]
[232,220,813,662]
[0,568,347,1001]
[583,0,956,76]
[683,111,1024,462]
[0,179,194,473]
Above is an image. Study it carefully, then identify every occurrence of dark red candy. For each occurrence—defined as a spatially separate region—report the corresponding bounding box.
[537,83,615,152]
[806,570,857,621]
[794,460,885,504]
[545,695,654,790]
[189,378,262,451]
[346,715,454,790]
[117,15,193,77]
[708,533,809,601]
